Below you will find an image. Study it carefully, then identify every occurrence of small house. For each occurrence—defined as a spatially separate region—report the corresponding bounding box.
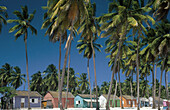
[99,94,120,108]
[149,97,163,107]
[74,94,99,108]
[120,95,137,108]
[13,90,42,109]
[140,97,149,107]
[43,91,74,108]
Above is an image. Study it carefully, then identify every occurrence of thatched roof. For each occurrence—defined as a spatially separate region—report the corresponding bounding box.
[122,95,135,99]
[48,91,74,98]
[78,94,96,98]
[102,94,119,100]
[15,91,42,97]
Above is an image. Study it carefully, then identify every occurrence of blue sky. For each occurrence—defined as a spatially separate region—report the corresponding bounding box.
[0,0,169,91]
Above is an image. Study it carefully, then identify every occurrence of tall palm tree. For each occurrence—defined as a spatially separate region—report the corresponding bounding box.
[0,5,7,33]
[150,20,170,110]
[10,66,26,89]
[7,6,37,109]
[77,38,102,108]
[78,73,89,93]
[42,0,67,107]
[77,2,101,109]
[48,1,89,109]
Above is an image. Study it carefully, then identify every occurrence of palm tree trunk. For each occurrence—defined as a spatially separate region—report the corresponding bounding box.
[112,72,118,108]
[65,41,72,109]
[152,63,156,109]
[24,31,31,109]
[136,37,140,110]
[158,57,166,110]
[87,58,93,108]
[106,38,122,110]
[130,75,133,107]
[59,25,73,110]
[90,38,99,110]
[118,60,124,109]
[165,69,168,100]
[58,37,61,108]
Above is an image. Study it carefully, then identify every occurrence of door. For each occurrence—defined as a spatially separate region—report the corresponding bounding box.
[20,98,25,108]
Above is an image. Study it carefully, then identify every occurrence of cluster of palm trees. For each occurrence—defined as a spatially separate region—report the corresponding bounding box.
[0,0,170,110]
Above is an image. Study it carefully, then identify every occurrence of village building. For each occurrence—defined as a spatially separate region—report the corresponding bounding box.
[99,94,120,108]
[13,90,42,109]
[120,95,137,108]
[43,91,74,108]
[74,94,99,108]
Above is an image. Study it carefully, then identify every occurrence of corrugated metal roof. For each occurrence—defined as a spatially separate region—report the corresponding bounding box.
[78,94,96,98]
[102,94,119,100]
[15,91,42,97]
[48,91,74,98]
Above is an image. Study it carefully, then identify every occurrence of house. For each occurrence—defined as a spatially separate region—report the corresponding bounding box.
[43,91,74,108]
[149,97,163,107]
[99,94,120,108]
[119,95,137,108]
[74,94,99,108]
[140,97,149,107]
[13,90,42,109]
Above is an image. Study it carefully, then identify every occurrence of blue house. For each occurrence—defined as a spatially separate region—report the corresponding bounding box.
[74,94,99,108]
[13,91,42,109]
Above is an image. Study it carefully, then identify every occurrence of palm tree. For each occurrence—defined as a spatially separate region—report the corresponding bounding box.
[0,5,7,33]
[42,0,67,107]
[100,81,109,94]
[78,73,89,93]
[152,0,170,21]
[47,1,89,109]
[30,71,44,95]
[10,66,26,89]
[77,2,101,109]
[7,6,37,109]
[44,64,58,91]
[77,38,102,108]
[0,63,13,87]
[150,20,170,110]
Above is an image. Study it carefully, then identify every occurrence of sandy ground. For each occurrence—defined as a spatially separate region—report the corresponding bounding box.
[28,107,163,110]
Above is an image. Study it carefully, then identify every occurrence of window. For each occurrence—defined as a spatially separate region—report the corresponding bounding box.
[129,101,131,105]
[30,98,38,103]
[21,98,25,103]
[122,101,124,104]
[76,100,80,105]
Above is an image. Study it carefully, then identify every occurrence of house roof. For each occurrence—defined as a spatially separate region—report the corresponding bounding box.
[15,91,42,97]
[78,94,96,98]
[102,94,119,100]
[122,95,135,99]
[48,91,74,98]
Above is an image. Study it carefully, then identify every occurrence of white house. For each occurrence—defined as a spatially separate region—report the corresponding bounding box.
[99,94,120,108]
[149,97,163,107]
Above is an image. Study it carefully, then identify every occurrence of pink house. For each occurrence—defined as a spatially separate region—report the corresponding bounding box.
[43,91,74,108]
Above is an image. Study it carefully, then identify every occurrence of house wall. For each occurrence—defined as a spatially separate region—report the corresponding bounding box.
[43,93,74,108]
[14,96,41,109]
[43,92,56,108]
[99,95,106,108]
[74,96,84,108]
[120,97,137,107]
[99,95,120,108]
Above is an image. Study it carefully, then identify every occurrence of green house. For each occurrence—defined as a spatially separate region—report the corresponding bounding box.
[74,94,99,108]
[99,94,120,108]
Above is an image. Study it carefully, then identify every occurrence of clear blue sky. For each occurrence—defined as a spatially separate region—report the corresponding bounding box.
[0,0,169,91]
